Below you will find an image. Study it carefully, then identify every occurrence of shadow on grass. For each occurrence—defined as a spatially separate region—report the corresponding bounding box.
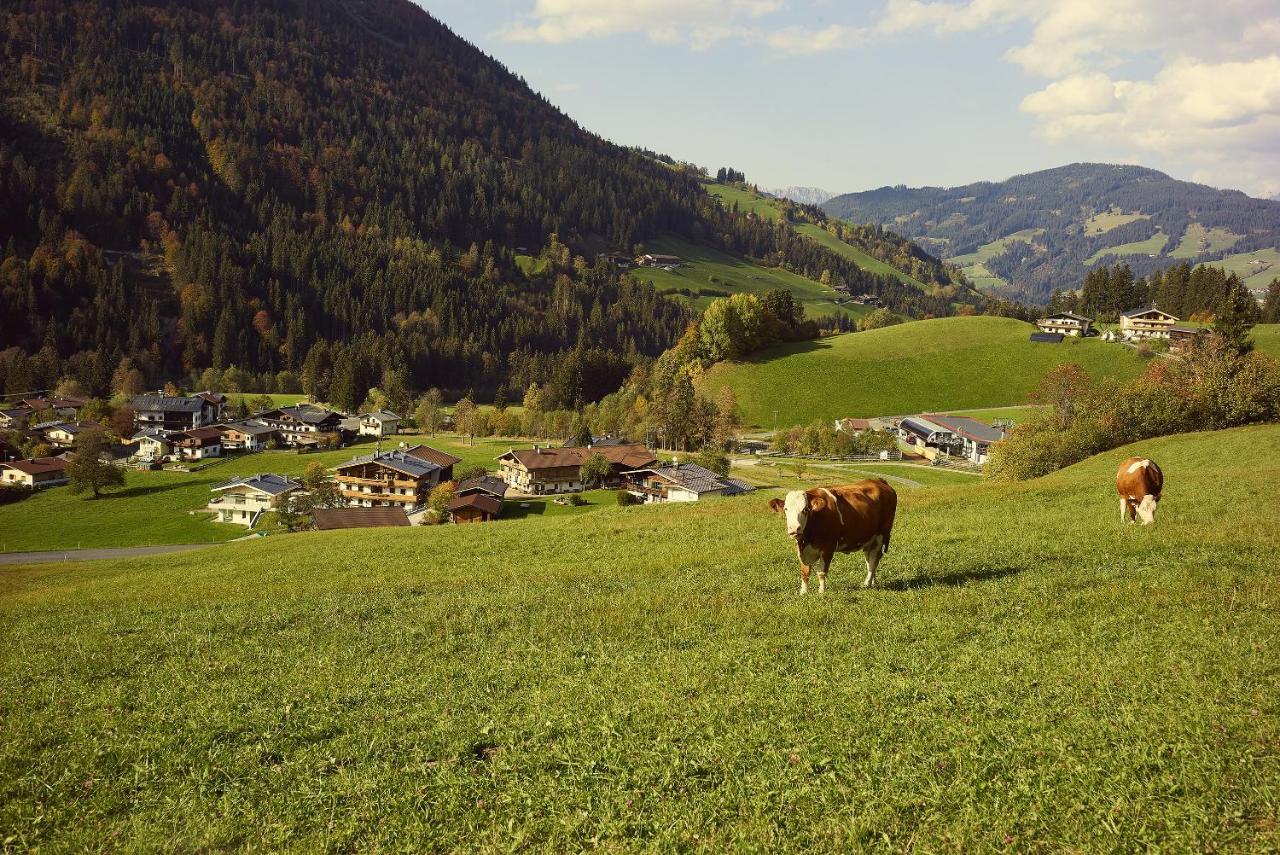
[100,482,195,500]
[500,502,548,520]
[883,565,1022,592]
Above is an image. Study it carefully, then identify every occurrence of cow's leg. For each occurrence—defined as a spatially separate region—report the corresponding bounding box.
[799,563,810,596]
[863,536,882,588]
[817,555,831,594]
[1120,497,1128,523]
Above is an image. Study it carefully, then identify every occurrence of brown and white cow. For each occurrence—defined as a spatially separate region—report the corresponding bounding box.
[768,479,898,594]
[1116,456,1164,524]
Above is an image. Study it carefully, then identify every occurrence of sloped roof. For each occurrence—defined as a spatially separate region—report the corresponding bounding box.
[219,420,277,435]
[360,410,401,422]
[131,394,206,413]
[455,475,508,498]
[1,456,67,475]
[501,443,654,471]
[312,507,410,529]
[446,492,503,516]
[269,405,344,425]
[211,473,303,496]
[182,426,225,441]
[900,416,955,439]
[626,462,756,496]
[923,414,1007,444]
[405,444,462,468]
[336,449,440,479]
[1039,311,1093,322]
[1121,306,1178,320]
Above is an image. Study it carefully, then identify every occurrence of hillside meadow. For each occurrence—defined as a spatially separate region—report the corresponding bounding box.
[1,426,1277,850]
[698,316,1146,426]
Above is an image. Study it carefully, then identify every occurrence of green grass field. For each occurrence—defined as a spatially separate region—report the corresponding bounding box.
[703,182,782,222]
[2,425,1277,850]
[949,230,1042,291]
[1169,223,1243,258]
[1085,231,1170,264]
[698,316,1146,426]
[940,405,1048,426]
[0,434,530,552]
[628,237,869,320]
[733,459,979,491]
[1252,324,1280,359]
[1083,209,1148,235]
[222,392,309,410]
[1207,248,1280,290]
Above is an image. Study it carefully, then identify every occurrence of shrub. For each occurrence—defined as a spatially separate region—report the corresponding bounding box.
[616,489,639,506]
[565,493,586,506]
[0,484,33,505]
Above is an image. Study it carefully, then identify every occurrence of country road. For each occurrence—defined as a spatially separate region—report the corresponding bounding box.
[0,542,223,566]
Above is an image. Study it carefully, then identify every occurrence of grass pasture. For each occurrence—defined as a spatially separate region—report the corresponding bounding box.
[1252,324,1280,359]
[222,392,308,410]
[948,229,1042,291]
[1083,208,1148,235]
[1085,231,1170,264]
[628,237,868,320]
[0,434,529,553]
[1169,223,1243,258]
[698,316,1146,426]
[1207,247,1280,290]
[703,181,782,222]
[1,426,1278,850]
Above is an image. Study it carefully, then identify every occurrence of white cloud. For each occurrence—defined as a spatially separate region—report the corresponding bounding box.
[881,0,1280,195]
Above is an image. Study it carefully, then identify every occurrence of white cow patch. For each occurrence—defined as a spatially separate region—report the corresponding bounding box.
[1127,459,1150,475]
[783,490,809,538]
[1136,494,1159,524]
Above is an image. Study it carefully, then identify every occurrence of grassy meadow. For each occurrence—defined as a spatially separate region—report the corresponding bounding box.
[1252,324,1280,359]
[628,237,868,320]
[1082,209,1148,235]
[948,230,1042,291]
[1169,223,1243,258]
[1085,231,1170,265]
[1209,247,1280,290]
[0,434,532,552]
[1,425,1278,850]
[698,316,1146,426]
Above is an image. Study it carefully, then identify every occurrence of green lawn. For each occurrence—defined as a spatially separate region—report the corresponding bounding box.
[222,392,308,410]
[0,434,531,552]
[1083,209,1148,235]
[1252,324,1280,359]
[1169,223,1243,258]
[734,459,979,490]
[1085,231,1169,264]
[703,181,782,222]
[940,404,1049,426]
[629,236,869,321]
[697,316,1147,427]
[948,229,1043,291]
[1206,248,1280,290]
[2,425,1278,850]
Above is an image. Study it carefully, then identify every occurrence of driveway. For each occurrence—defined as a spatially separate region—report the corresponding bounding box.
[0,542,223,566]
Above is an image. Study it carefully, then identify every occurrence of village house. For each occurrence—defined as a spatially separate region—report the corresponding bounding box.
[132,427,180,462]
[174,426,224,460]
[358,410,401,437]
[312,506,410,530]
[0,456,69,489]
[1035,311,1094,337]
[259,405,349,447]
[207,474,303,526]
[0,406,33,430]
[497,443,656,495]
[333,444,460,508]
[1119,307,1179,340]
[834,417,873,433]
[622,461,755,504]
[921,414,1007,464]
[21,396,87,419]
[1168,325,1208,353]
[634,253,682,268]
[597,252,634,269]
[446,475,508,523]
[132,392,225,432]
[41,421,101,449]
[216,420,277,452]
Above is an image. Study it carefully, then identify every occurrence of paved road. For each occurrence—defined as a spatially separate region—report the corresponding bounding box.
[0,542,223,566]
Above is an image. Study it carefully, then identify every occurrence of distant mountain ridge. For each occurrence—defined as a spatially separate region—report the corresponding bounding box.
[767,186,836,206]
[822,163,1280,302]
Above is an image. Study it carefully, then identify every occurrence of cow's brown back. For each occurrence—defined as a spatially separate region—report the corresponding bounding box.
[1116,457,1163,499]
[806,478,897,554]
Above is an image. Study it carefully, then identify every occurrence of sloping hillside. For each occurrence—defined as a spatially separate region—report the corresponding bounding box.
[3,425,1278,850]
[697,316,1146,425]
[824,163,1280,301]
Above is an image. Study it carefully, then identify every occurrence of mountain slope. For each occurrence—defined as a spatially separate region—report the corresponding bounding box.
[824,163,1280,301]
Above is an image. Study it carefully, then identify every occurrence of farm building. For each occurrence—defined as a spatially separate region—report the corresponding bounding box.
[20,396,87,418]
[498,443,655,495]
[597,252,634,269]
[132,392,225,432]
[834,418,873,433]
[0,407,33,430]
[207,474,302,526]
[0,456,69,489]
[898,416,957,450]
[1119,307,1179,340]
[358,410,401,437]
[1169,325,1208,352]
[921,414,1008,464]
[622,461,755,504]
[333,444,460,508]
[635,253,682,268]
[1035,312,1094,337]
[312,507,411,530]
[447,475,508,523]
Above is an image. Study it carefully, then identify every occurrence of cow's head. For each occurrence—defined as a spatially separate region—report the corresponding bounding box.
[769,490,810,540]
[1136,494,1159,524]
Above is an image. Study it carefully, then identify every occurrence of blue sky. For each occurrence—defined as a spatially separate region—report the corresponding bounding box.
[424,1,1280,197]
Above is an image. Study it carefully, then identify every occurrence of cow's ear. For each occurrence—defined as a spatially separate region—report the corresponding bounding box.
[768,498,784,514]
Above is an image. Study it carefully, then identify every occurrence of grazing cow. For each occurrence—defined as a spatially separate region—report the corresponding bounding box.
[1116,457,1164,524]
[768,479,898,594]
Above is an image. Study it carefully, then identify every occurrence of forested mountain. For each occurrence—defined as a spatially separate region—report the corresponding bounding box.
[824,164,1280,303]
[0,0,964,408]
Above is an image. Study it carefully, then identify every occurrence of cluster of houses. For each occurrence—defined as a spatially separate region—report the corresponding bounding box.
[1034,307,1207,350]
[896,413,1007,464]
[0,394,94,488]
[598,252,684,271]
